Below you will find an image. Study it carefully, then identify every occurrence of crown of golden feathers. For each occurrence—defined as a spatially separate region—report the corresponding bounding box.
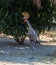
[22,12,30,19]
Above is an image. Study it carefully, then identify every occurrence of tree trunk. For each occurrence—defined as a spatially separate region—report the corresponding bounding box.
[33,0,41,9]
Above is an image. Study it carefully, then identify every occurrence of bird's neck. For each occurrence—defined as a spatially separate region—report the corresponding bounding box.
[27,20,32,28]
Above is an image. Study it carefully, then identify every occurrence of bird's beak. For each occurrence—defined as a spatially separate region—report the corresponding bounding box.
[20,17,27,22]
[20,17,25,19]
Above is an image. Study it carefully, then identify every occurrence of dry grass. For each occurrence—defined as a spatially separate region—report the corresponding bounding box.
[0,31,56,43]
[0,33,14,38]
[40,31,56,42]
[41,31,56,37]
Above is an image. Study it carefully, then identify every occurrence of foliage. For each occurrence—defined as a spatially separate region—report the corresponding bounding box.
[53,2,56,21]
[0,0,54,37]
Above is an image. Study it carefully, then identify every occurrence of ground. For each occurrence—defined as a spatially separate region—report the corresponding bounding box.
[0,32,56,65]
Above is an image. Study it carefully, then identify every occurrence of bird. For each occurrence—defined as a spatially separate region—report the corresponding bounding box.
[21,15,41,59]
[21,16,41,50]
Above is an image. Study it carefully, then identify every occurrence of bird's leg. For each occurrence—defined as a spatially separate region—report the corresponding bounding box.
[30,40,34,52]
[29,40,35,59]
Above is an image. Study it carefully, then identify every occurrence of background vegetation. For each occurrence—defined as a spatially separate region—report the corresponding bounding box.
[0,0,55,38]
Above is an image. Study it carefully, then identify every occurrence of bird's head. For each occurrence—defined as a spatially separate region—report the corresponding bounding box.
[20,16,27,23]
[21,12,30,23]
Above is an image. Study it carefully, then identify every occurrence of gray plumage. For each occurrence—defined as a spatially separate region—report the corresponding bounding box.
[26,19,40,45]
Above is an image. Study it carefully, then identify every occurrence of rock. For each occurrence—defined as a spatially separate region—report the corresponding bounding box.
[23,37,30,45]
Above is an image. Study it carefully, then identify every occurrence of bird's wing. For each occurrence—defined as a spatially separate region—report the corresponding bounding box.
[31,28,39,36]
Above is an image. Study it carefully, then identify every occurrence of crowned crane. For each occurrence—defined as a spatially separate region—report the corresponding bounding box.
[21,16,41,50]
[21,16,40,59]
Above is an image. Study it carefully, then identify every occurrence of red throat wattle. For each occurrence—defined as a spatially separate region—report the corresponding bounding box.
[23,18,27,22]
